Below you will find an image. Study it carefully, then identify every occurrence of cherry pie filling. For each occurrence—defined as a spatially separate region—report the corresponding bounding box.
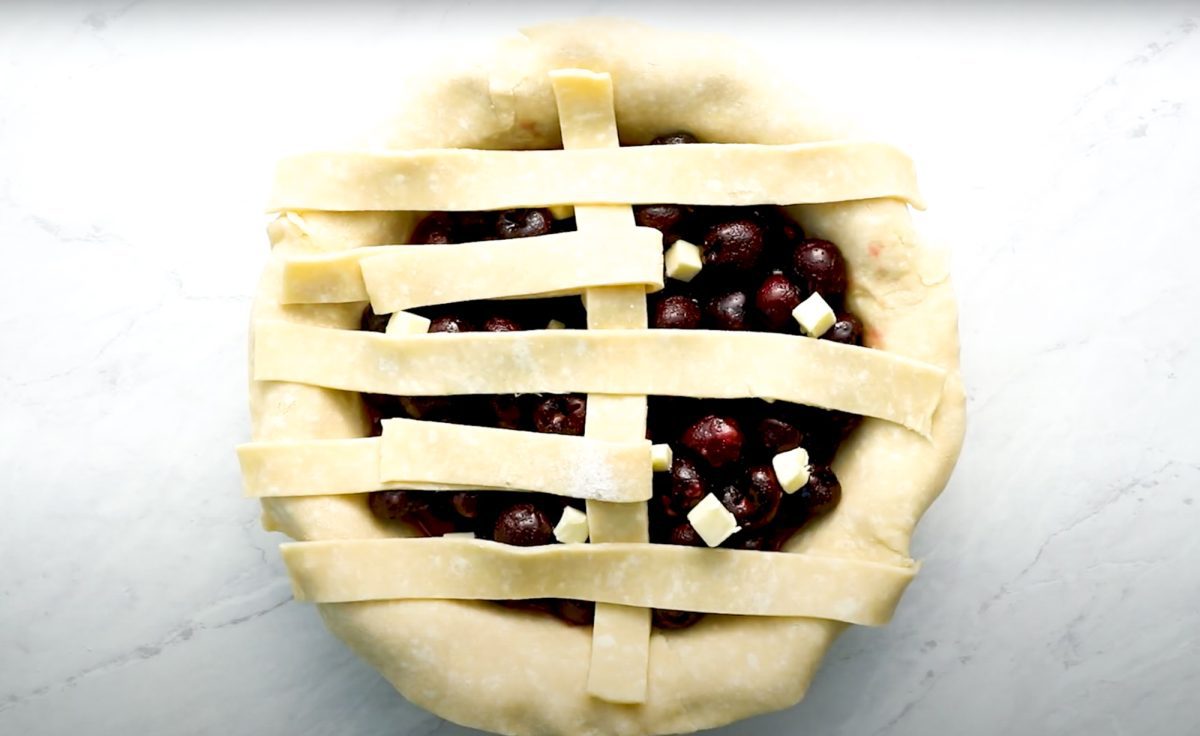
[362,133,865,630]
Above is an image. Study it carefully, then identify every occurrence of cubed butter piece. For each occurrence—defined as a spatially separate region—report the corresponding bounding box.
[442,531,476,539]
[792,292,835,337]
[548,204,575,220]
[772,447,811,494]
[554,506,590,544]
[386,310,433,335]
[664,239,703,282]
[546,318,566,330]
[651,444,673,472]
[687,493,740,547]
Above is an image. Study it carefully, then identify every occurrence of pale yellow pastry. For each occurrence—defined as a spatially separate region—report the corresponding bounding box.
[240,18,965,736]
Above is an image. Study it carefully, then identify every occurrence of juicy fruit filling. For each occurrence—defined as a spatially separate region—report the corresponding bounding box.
[362,132,864,630]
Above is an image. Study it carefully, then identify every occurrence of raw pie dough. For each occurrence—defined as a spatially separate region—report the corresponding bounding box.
[551,68,654,703]
[246,19,965,736]
[268,141,925,212]
[253,322,946,435]
[279,227,665,308]
[238,418,653,503]
[283,538,916,626]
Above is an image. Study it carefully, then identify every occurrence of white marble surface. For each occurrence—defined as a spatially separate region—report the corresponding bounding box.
[2,1,1199,734]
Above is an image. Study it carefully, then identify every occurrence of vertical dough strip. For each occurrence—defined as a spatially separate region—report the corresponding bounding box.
[551,68,653,704]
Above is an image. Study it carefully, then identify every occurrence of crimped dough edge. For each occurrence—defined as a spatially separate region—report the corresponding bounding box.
[247,18,966,736]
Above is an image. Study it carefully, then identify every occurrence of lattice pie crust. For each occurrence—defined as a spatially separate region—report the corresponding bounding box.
[239,19,965,736]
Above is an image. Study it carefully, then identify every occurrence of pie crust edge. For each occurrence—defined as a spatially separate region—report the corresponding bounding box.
[246,19,966,736]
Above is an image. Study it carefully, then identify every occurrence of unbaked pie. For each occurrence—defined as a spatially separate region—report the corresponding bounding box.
[238,19,965,736]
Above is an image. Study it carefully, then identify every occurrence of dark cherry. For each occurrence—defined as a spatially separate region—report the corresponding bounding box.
[718,465,783,530]
[756,414,804,455]
[653,608,704,630]
[523,491,569,521]
[367,490,423,520]
[483,315,524,332]
[556,599,596,626]
[493,503,555,546]
[661,456,708,518]
[551,215,578,234]
[793,466,842,516]
[501,598,555,615]
[705,290,750,331]
[488,394,525,430]
[824,313,864,346]
[360,305,390,333]
[646,396,704,444]
[793,407,860,465]
[450,491,480,520]
[681,415,743,468]
[834,410,863,439]
[650,131,699,145]
[792,238,848,296]
[362,391,404,419]
[457,396,501,428]
[496,208,553,239]
[653,295,703,329]
[729,530,775,551]
[668,522,706,547]
[367,490,456,536]
[456,211,497,241]
[410,212,455,244]
[635,204,687,232]
[428,315,474,334]
[702,219,765,271]
[396,395,454,422]
[755,272,803,329]
[773,215,804,246]
[533,395,587,436]
[363,407,385,438]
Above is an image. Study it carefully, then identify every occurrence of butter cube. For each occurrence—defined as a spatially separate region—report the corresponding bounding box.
[386,310,433,335]
[792,292,835,337]
[772,447,811,494]
[664,239,703,282]
[686,493,740,547]
[651,444,673,472]
[554,506,590,544]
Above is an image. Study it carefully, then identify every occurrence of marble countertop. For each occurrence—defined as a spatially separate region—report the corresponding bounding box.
[2,2,1198,734]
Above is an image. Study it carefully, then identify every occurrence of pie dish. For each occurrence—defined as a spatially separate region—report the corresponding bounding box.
[238,19,965,736]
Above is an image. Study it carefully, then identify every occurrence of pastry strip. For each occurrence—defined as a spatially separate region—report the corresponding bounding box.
[279,227,665,308]
[253,322,947,437]
[267,140,925,212]
[282,538,917,627]
[237,420,653,502]
[551,68,652,704]
[379,418,650,501]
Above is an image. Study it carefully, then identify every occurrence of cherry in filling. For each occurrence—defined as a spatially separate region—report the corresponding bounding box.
[362,132,862,630]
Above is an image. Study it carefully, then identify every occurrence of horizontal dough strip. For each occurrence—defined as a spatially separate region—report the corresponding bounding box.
[267,141,925,212]
[282,538,917,626]
[237,418,652,502]
[279,227,665,309]
[253,322,946,436]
